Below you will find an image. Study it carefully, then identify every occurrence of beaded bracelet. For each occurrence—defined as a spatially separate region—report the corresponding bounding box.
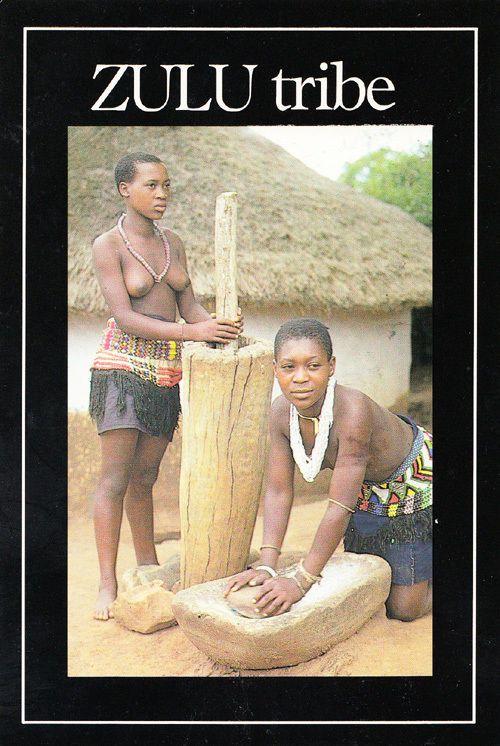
[298,559,322,583]
[288,575,306,597]
[291,571,311,594]
[289,562,321,593]
[292,571,315,593]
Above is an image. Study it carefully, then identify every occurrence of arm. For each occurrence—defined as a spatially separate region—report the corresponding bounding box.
[253,394,373,617]
[92,234,238,343]
[224,398,294,594]
[258,401,296,570]
[303,397,372,576]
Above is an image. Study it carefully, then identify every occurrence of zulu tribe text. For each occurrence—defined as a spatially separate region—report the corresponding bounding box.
[92,62,396,112]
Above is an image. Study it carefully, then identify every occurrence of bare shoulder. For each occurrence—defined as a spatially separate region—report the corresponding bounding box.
[92,226,122,258]
[269,394,290,436]
[335,384,373,431]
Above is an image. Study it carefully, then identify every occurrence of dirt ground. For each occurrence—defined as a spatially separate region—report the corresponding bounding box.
[68,497,432,678]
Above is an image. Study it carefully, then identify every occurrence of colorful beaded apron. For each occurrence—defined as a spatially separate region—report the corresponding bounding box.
[89,318,182,437]
[344,427,433,552]
[91,318,182,387]
[356,428,433,517]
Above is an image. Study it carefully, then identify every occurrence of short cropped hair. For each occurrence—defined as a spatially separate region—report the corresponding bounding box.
[114,153,163,190]
[274,318,333,360]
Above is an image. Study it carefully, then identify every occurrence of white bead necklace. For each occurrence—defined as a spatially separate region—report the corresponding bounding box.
[289,376,336,482]
[117,213,171,283]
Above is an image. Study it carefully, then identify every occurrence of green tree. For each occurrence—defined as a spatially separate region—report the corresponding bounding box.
[340,143,432,228]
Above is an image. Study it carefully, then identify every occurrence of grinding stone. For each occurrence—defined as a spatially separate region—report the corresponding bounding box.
[171,552,392,669]
[226,584,265,619]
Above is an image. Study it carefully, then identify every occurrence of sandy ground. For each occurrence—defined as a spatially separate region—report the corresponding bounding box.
[68,499,432,677]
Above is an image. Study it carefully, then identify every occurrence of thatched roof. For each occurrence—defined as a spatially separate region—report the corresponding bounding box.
[68,126,431,315]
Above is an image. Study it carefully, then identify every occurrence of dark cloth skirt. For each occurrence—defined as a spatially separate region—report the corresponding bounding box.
[89,369,181,440]
[343,509,432,585]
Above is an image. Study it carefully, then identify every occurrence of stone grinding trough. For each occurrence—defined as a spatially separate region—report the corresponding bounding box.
[172,553,392,669]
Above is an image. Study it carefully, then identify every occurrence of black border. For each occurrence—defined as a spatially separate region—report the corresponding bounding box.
[1,0,496,740]
[27,25,474,723]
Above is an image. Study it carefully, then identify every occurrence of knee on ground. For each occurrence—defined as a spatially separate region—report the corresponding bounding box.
[386,597,429,622]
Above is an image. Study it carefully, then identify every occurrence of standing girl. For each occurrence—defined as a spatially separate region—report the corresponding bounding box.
[89,152,242,619]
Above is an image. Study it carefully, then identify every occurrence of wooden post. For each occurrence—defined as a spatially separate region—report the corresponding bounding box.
[178,193,274,589]
[215,192,238,351]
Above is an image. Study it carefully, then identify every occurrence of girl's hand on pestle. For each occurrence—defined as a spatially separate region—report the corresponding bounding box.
[193,317,239,344]
[234,308,244,334]
[211,308,244,335]
[252,577,304,617]
[223,568,271,597]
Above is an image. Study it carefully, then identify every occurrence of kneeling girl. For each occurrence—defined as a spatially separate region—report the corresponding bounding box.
[225,318,432,622]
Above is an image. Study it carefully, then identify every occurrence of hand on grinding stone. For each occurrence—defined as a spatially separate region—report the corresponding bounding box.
[223,567,271,597]
[252,577,304,617]
[225,585,265,618]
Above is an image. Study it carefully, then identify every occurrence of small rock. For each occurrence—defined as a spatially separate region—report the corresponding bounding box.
[119,549,276,594]
[226,585,263,619]
[113,580,176,634]
[172,553,391,669]
[121,554,181,592]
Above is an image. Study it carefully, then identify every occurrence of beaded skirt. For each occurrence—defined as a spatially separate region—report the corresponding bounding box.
[356,428,433,518]
[344,428,433,552]
[89,318,182,437]
[91,317,182,386]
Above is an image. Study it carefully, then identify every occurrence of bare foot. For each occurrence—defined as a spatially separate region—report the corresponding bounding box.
[94,583,117,621]
[171,580,181,594]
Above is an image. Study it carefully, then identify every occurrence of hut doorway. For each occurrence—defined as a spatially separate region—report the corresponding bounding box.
[409,307,432,430]
[411,307,432,372]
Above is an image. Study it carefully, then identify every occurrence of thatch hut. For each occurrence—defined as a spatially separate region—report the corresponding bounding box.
[68,126,431,411]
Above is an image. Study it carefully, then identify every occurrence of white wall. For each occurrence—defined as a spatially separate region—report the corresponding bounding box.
[68,314,108,411]
[68,308,411,411]
[243,308,412,407]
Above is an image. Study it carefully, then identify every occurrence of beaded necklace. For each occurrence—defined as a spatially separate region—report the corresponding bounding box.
[289,376,336,482]
[117,213,171,283]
